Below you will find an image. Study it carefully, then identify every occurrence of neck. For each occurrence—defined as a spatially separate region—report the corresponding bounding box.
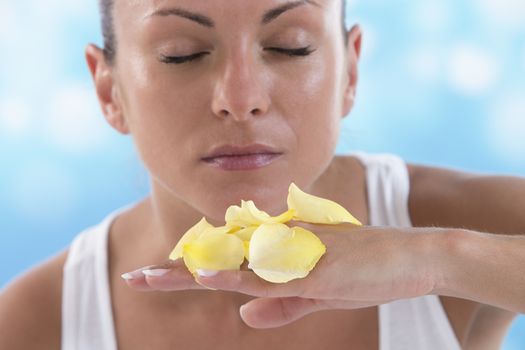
[143,185,222,260]
[136,168,335,263]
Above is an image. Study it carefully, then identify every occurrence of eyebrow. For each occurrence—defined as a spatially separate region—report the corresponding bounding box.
[146,0,321,28]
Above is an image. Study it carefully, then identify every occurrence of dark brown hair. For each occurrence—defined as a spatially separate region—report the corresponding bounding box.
[100,0,348,63]
[100,0,115,62]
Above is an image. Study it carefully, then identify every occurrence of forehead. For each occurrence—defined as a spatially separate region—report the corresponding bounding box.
[114,0,340,27]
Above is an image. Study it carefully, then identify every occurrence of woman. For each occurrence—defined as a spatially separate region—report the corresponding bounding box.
[0,0,523,349]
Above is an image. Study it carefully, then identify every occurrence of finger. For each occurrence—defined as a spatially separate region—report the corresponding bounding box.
[121,259,208,292]
[124,275,156,292]
[239,297,393,329]
[121,264,158,291]
[196,269,308,298]
[239,297,324,328]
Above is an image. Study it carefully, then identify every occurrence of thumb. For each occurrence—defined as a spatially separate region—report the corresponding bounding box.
[239,297,324,329]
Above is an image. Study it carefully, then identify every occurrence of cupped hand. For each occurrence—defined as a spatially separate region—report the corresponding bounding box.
[122,224,440,328]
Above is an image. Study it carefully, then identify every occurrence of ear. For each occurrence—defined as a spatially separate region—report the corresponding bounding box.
[85,44,130,135]
[341,25,362,118]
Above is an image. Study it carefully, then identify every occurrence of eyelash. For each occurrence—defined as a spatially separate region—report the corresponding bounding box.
[159,46,316,65]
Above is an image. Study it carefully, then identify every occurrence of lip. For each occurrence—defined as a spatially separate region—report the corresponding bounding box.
[201,143,282,159]
[201,143,283,171]
[202,153,283,171]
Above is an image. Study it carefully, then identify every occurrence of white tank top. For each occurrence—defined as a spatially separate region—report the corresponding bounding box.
[61,152,462,350]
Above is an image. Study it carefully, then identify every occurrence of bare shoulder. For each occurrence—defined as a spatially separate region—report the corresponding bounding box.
[0,249,69,350]
[407,162,521,347]
[407,162,479,228]
[407,162,525,234]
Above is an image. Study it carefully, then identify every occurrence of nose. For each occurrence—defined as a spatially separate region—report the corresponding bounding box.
[211,50,270,121]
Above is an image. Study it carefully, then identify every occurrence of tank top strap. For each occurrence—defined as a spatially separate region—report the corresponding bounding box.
[61,212,119,350]
[350,151,413,227]
[378,295,462,350]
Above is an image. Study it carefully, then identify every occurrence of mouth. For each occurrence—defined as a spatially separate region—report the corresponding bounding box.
[201,152,283,171]
[202,144,283,171]
[201,143,283,170]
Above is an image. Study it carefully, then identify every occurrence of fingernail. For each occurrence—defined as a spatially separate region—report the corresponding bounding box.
[121,273,136,280]
[121,265,155,280]
[239,304,251,322]
[196,269,218,277]
[142,269,170,277]
[194,277,218,291]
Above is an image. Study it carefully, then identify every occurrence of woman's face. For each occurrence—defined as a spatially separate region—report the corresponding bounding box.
[89,0,360,222]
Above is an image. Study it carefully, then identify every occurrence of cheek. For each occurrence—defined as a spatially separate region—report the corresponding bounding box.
[275,47,341,154]
[115,67,197,195]
[271,46,342,186]
[119,57,204,151]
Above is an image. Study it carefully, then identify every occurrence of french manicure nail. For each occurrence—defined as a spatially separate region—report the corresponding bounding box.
[121,273,135,280]
[196,269,219,277]
[142,269,170,277]
[239,304,248,316]
[121,265,156,280]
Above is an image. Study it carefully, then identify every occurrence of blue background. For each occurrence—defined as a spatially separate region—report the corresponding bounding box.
[0,1,524,347]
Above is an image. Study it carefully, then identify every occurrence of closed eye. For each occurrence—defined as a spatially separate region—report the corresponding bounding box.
[159,46,316,65]
[159,52,210,64]
[265,46,316,57]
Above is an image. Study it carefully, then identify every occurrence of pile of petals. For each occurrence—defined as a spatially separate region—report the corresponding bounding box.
[169,183,362,283]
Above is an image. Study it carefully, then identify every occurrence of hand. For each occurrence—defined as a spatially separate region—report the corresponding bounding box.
[123,224,441,328]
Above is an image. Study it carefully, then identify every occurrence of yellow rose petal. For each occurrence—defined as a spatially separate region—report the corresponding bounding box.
[169,217,213,260]
[231,225,258,260]
[247,223,326,283]
[243,241,250,261]
[225,200,295,228]
[271,208,296,223]
[183,230,245,275]
[287,182,362,225]
[232,225,258,242]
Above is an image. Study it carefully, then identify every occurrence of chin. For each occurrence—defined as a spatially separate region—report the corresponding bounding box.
[198,182,290,220]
